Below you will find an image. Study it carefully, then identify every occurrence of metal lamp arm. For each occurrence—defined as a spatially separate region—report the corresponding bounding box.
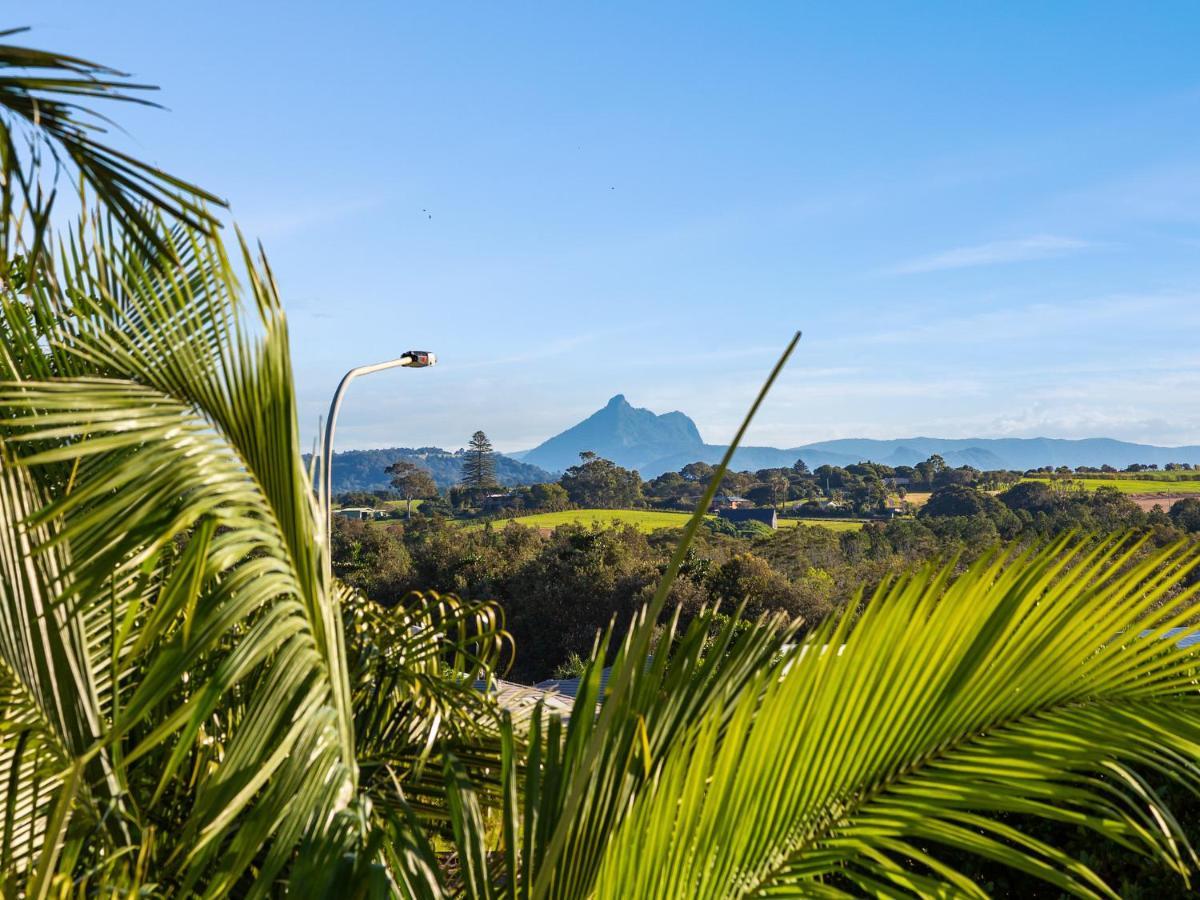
[320,351,436,553]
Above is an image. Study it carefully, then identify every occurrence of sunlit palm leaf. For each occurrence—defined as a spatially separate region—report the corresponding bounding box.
[0,220,356,893]
[0,450,121,885]
[590,536,1200,898]
[0,27,223,266]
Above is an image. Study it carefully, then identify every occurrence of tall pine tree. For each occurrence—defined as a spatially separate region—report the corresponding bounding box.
[462,430,498,493]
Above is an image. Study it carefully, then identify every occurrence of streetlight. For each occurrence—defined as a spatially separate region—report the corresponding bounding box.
[320,350,436,552]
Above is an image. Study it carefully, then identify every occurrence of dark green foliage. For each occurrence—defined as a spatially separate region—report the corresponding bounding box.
[703,516,774,539]
[331,517,413,603]
[919,485,1021,537]
[707,552,834,623]
[414,491,453,517]
[385,458,438,516]
[1171,498,1200,532]
[920,484,991,518]
[334,490,391,508]
[528,481,570,511]
[933,776,1200,898]
[462,430,498,492]
[1000,479,1057,513]
[333,483,1200,681]
[559,452,644,508]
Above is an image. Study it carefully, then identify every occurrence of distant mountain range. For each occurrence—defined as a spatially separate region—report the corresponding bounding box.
[327,396,1200,492]
[322,447,553,494]
[513,395,1200,478]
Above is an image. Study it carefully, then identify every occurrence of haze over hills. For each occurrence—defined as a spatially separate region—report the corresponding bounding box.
[517,395,1200,478]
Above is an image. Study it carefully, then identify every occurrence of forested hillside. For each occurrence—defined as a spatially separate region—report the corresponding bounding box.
[318,446,554,491]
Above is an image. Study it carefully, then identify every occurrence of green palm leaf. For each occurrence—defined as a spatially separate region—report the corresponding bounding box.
[0,220,358,893]
[0,27,223,266]
[589,536,1200,898]
[0,453,111,888]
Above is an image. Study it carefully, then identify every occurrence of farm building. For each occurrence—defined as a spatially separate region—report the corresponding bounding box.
[717,507,778,529]
[333,507,388,521]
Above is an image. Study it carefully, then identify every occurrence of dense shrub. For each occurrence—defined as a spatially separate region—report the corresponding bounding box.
[333,491,1198,681]
[1171,498,1200,532]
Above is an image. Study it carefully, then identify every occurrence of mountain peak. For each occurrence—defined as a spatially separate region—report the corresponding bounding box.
[522,395,704,473]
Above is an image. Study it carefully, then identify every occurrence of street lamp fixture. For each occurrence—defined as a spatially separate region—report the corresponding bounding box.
[321,350,436,561]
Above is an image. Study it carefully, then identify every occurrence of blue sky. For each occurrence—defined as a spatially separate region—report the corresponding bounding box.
[31,1,1200,452]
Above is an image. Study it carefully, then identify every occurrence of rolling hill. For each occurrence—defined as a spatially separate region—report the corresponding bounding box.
[320,447,553,493]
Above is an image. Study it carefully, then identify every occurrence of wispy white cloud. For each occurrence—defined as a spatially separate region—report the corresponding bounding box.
[830,290,1200,349]
[888,234,1095,275]
[234,196,384,240]
[451,334,598,370]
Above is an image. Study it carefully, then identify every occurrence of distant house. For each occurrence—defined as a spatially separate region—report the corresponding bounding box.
[710,493,750,511]
[884,476,911,488]
[717,507,778,529]
[333,507,387,521]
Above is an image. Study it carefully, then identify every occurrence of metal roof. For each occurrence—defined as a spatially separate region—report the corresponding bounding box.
[1158,627,1200,649]
[534,667,612,702]
[472,677,575,721]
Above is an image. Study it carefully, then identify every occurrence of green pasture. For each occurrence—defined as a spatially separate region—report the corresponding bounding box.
[1022,477,1200,496]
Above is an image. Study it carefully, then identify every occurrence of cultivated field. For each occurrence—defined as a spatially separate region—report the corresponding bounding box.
[781,517,867,532]
[473,509,866,533]
[1023,477,1200,496]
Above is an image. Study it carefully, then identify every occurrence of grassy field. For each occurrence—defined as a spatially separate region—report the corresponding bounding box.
[1023,477,1200,496]
[470,509,867,533]
[782,517,867,532]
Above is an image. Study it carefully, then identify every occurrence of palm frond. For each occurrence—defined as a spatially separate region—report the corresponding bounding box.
[0,449,121,882]
[591,536,1200,898]
[0,28,224,267]
[0,219,355,892]
[519,332,804,899]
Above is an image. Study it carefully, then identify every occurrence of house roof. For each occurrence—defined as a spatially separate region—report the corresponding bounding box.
[1157,627,1200,649]
[472,677,575,720]
[717,507,778,526]
[534,667,612,702]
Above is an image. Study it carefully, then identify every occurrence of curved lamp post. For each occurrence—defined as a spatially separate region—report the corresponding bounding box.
[321,350,436,555]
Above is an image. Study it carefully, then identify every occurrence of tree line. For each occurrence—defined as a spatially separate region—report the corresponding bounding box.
[364,436,1200,523]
